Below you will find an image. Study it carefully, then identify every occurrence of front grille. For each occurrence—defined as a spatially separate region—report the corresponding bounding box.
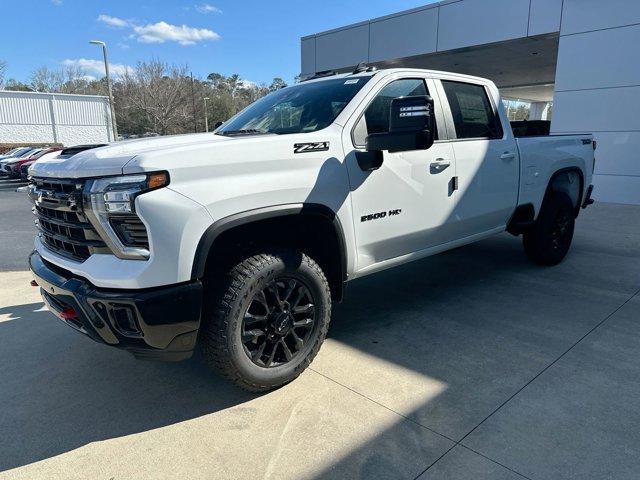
[30,177,109,262]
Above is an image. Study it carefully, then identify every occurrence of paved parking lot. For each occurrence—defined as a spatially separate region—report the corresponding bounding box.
[0,178,32,272]
[1,183,639,479]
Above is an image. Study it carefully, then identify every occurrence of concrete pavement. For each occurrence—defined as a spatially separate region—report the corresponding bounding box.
[0,194,639,479]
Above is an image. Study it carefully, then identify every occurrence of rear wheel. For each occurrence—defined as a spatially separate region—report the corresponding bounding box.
[523,192,575,266]
[200,251,331,392]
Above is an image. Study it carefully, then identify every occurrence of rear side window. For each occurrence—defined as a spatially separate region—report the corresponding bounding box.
[442,81,502,140]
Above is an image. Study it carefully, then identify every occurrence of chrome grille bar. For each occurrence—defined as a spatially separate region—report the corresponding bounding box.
[29,177,109,261]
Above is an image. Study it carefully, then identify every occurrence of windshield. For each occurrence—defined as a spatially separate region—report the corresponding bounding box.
[217,76,372,136]
[12,148,32,157]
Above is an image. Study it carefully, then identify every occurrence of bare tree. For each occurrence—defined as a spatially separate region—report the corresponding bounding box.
[29,66,65,92]
[118,60,194,135]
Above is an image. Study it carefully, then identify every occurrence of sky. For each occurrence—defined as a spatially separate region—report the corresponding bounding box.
[1,0,437,86]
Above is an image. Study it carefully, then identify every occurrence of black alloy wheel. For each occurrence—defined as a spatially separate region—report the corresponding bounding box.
[242,278,316,368]
[200,251,331,392]
[523,191,575,266]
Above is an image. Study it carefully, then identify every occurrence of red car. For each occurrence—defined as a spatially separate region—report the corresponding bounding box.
[4,147,62,178]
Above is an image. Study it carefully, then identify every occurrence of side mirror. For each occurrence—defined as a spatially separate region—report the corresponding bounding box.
[366,95,435,153]
[214,121,224,129]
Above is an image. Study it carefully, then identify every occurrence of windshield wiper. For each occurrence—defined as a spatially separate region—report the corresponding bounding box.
[216,129,270,136]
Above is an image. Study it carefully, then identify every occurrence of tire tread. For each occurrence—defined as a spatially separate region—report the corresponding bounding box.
[200,252,331,392]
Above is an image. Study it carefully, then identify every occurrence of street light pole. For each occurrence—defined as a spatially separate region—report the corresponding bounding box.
[89,40,118,141]
[204,97,210,132]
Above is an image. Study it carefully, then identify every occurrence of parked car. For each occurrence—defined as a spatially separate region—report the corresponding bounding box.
[2,149,44,176]
[5,148,61,178]
[0,147,39,175]
[19,161,34,181]
[28,67,595,392]
[20,145,105,180]
[0,147,26,160]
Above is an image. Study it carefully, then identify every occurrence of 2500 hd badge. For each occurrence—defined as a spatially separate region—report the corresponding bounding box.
[361,209,402,222]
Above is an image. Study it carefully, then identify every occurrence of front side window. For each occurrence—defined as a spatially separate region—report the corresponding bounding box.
[353,78,437,146]
[217,76,372,136]
[441,80,502,140]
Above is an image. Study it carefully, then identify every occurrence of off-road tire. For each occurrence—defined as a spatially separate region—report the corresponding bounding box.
[200,250,331,392]
[523,192,575,266]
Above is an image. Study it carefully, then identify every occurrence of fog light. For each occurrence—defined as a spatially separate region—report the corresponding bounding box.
[60,307,78,320]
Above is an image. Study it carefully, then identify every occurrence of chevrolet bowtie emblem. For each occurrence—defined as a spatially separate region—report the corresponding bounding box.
[37,189,54,204]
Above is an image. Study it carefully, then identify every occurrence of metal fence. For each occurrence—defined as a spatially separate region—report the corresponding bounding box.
[0,90,114,147]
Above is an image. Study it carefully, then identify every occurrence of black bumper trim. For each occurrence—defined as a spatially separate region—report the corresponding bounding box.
[29,251,203,361]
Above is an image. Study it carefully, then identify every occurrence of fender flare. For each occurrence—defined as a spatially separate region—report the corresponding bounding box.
[190,203,348,282]
[545,166,585,217]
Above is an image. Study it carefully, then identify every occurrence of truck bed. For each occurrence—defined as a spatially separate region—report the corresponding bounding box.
[515,133,595,215]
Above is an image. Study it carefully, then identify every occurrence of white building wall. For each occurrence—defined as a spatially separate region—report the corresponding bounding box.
[528,0,563,36]
[552,0,640,204]
[300,0,564,76]
[0,91,114,146]
[437,0,531,51]
[369,8,438,62]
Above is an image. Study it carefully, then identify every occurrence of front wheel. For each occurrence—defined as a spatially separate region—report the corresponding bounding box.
[523,192,575,266]
[200,251,331,392]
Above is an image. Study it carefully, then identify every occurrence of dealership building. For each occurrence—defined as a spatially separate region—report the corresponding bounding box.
[0,90,115,147]
[301,0,639,205]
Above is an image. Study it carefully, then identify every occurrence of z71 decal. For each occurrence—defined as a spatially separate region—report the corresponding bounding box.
[294,142,330,154]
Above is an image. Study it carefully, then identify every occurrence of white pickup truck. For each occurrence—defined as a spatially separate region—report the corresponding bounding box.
[28,67,595,391]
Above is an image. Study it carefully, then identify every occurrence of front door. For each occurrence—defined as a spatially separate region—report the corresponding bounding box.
[344,77,458,272]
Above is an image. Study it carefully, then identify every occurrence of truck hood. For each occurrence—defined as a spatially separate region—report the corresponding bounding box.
[29,133,232,179]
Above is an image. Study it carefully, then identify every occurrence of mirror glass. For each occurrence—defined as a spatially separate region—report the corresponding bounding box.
[366,95,435,153]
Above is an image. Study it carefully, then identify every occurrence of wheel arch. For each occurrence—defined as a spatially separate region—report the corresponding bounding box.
[191,203,347,302]
[544,167,585,218]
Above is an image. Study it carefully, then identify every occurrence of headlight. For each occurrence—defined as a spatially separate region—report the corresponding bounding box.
[84,172,169,260]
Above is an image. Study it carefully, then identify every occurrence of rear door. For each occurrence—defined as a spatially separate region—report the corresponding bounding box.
[343,75,458,272]
[436,79,519,236]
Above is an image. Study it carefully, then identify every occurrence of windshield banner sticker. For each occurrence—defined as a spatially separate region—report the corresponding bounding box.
[294,142,330,154]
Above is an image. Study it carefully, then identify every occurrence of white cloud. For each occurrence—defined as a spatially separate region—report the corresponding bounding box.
[133,21,220,45]
[97,14,130,28]
[63,58,131,78]
[51,0,63,5]
[196,4,222,14]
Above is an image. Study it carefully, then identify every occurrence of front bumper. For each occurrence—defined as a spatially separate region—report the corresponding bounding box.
[29,251,202,361]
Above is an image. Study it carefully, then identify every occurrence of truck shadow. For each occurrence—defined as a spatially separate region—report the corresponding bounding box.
[0,302,256,472]
[0,234,537,473]
[0,235,524,473]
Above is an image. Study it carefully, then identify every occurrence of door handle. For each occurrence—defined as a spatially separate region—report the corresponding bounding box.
[430,158,451,172]
[500,152,516,161]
